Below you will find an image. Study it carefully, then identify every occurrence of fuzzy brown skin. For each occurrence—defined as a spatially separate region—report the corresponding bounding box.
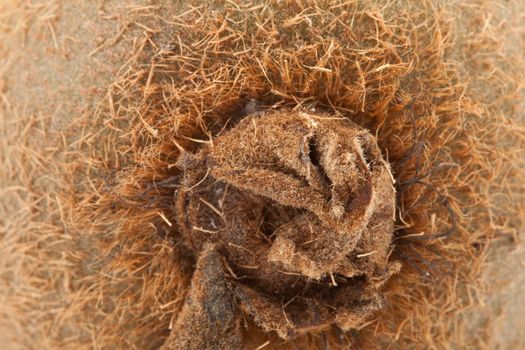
[173,110,398,342]
[1,1,523,349]
[162,244,241,350]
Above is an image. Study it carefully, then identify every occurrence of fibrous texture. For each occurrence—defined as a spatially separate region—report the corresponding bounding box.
[163,110,398,346]
[87,2,523,348]
[2,1,522,350]
[166,244,241,349]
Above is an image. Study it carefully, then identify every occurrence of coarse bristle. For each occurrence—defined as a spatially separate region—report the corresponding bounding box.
[0,0,523,349]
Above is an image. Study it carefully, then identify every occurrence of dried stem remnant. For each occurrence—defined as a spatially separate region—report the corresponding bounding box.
[165,110,399,347]
[165,244,241,349]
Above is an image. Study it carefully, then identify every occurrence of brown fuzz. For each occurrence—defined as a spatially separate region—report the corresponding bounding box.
[3,1,520,349]
[171,110,399,341]
[162,244,241,349]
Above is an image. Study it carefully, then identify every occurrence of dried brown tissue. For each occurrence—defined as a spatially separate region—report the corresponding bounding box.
[163,110,399,348]
[40,1,524,349]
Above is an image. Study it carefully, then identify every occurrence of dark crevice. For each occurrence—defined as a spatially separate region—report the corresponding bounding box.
[308,137,322,169]
[308,137,333,200]
[259,202,303,241]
